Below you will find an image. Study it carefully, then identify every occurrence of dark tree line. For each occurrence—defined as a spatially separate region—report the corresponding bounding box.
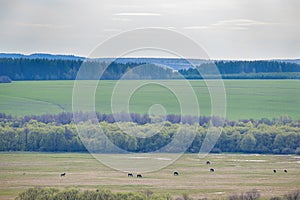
[0,58,82,80]
[0,113,299,154]
[179,61,300,79]
[1,58,300,80]
[0,58,176,80]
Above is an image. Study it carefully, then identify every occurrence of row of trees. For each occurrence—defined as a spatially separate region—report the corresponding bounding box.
[15,187,300,200]
[0,58,175,80]
[16,188,170,200]
[179,61,300,79]
[1,116,299,154]
[1,58,300,80]
[1,112,297,127]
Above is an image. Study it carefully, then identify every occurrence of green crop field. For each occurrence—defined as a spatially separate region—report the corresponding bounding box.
[0,80,300,120]
[0,153,299,200]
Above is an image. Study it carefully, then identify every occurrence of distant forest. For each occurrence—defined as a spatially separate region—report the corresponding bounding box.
[0,58,174,80]
[179,61,300,79]
[1,112,300,154]
[1,58,300,80]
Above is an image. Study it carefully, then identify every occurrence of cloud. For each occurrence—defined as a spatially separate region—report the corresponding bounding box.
[212,19,270,27]
[1,1,299,59]
[12,22,70,29]
[113,12,161,16]
[184,19,273,31]
[103,28,122,32]
[111,17,132,22]
[183,26,209,30]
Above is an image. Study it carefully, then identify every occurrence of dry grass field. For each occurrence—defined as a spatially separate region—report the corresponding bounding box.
[0,153,299,199]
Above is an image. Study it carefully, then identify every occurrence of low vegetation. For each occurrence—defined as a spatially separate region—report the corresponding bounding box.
[0,113,299,154]
[15,188,300,200]
[229,190,300,200]
[0,75,11,83]
[15,188,170,200]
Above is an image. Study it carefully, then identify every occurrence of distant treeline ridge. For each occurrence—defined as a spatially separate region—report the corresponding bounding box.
[1,58,300,80]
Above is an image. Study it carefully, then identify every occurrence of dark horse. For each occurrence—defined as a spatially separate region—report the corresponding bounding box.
[210,168,215,172]
[128,173,133,177]
[206,161,211,165]
[137,174,142,178]
[60,173,66,177]
[174,171,179,176]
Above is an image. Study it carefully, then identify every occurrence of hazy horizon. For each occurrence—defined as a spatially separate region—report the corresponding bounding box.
[0,0,299,60]
[1,52,300,61]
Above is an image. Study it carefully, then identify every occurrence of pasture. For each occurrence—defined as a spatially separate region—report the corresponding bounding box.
[0,80,300,120]
[0,153,299,199]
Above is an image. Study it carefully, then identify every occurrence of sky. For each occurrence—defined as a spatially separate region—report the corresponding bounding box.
[0,0,299,59]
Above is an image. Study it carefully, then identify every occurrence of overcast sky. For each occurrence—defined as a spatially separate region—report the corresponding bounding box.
[0,0,299,59]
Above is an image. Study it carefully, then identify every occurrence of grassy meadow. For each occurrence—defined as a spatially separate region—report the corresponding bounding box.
[0,80,300,120]
[1,80,300,199]
[0,153,299,199]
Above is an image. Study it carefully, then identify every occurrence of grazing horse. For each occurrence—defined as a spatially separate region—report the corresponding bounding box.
[284,169,288,173]
[210,168,215,172]
[128,173,133,177]
[60,173,66,177]
[206,161,211,165]
[273,169,277,173]
[174,171,179,176]
[137,174,142,178]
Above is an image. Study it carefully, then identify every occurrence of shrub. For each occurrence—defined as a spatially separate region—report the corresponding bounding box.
[15,188,168,200]
[228,189,261,200]
[54,189,79,200]
[182,193,191,200]
[281,148,295,154]
[272,149,281,154]
[246,189,261,200]
[15,188,59,200]
[270,197,282,200]
[211,148,222,154]
[229,194,242,200]
[284,190,300,200]
[0,76,11,83]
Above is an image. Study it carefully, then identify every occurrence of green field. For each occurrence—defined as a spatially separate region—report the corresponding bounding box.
[0,153,299,199]
[0,80,300,120]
